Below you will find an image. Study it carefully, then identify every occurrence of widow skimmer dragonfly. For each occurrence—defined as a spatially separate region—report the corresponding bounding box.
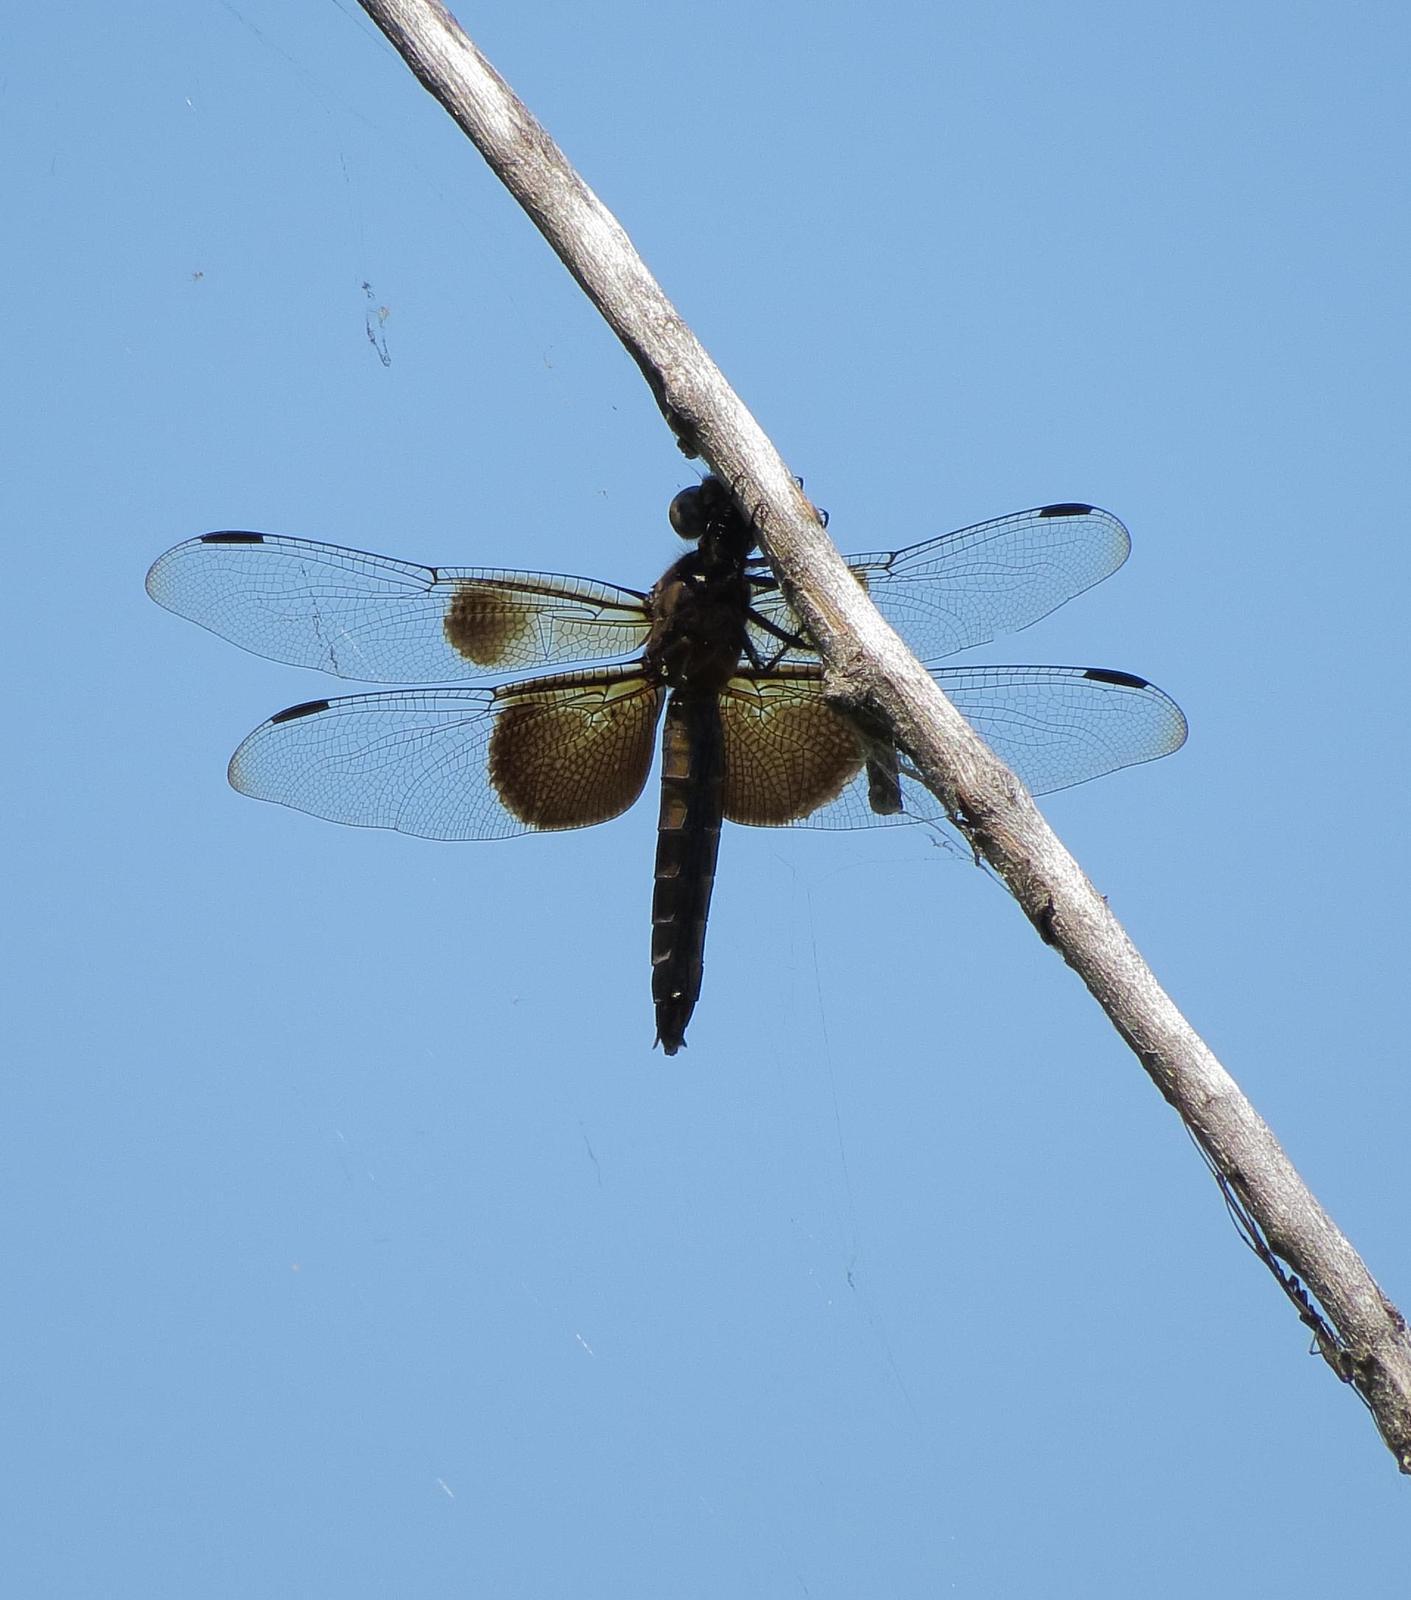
[146,476,1186,1054]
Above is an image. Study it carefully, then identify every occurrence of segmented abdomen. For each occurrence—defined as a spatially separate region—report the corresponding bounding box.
[651,693,725,1055]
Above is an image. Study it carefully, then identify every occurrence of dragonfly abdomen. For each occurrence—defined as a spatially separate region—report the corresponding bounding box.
[651,693,725,1056]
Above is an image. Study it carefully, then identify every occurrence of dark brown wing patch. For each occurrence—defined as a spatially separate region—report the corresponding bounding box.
[488,673,664,829]
[444,580,543,667]
[718,675,865,825]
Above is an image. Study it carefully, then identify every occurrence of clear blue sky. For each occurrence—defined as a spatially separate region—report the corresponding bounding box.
[8,2,1409,1593]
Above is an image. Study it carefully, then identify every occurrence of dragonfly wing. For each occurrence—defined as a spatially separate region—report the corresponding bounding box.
[717,663,1185,830]
[746,503,1131,665]
[147,533,651,682]
[228,665,664,840]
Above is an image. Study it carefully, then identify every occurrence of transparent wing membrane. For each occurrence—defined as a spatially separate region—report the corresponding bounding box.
[228,667,663,841]
[717,663,1187,830]
[147,533,651,683]
[747,502,1131,665]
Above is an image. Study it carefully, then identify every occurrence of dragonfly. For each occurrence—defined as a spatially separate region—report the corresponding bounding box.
[146,476,1186,1053]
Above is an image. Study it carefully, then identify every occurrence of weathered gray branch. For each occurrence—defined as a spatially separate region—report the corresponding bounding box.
[356,0,1411,1469]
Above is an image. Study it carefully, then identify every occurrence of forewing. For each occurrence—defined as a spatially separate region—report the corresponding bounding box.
[718,664,1186,830]
[745,503,1131,665]
[146,533,651,683]
[228,666,664,841]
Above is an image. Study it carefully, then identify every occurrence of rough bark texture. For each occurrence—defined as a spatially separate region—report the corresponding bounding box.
[357,0,1411,1470]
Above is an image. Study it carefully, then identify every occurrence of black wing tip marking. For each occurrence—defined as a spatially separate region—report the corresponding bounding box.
[1038,502,1096,519]
[1081,667,1149,689]
[1079,667,1190,755]
[199,531,268,545]
[269,698,332,724]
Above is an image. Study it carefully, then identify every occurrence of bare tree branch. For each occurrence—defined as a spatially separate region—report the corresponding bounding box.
[355,0,1411,1469]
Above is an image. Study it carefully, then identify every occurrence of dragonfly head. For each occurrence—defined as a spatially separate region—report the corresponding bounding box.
[669,475,744,541]
[668,478,759,578]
